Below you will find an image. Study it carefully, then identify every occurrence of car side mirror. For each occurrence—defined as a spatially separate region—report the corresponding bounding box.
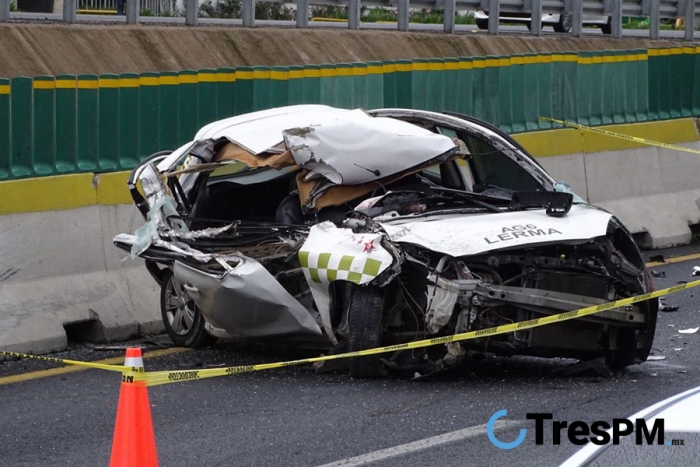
[510,191,573,217]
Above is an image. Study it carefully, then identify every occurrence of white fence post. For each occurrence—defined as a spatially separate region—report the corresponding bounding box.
[611,0,623,38]
[530,0,543,35]
[572,0,583,36]
[126,0,139,23]
[0,0,9,22]
[398,0,409,30]
[488,0,500,34]
[444,0,456,33]
[396,0,411,31]
[185,0,198,25]
[296,0,309,27]
[684,0,695,40]
[64,0,77,22]
[649,0,660,38]
[242,0,255,27]
[348,0,361,29]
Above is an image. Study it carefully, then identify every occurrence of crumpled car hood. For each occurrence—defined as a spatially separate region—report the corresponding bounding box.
[283,109,456,185]
[157,105,457,191]
[380,205,613,256]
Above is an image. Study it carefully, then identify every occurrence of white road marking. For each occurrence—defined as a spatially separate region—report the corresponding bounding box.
[642,362,688,370]
[316,420,521,467]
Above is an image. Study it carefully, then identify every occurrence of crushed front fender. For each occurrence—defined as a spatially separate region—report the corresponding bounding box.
[173,255,323,339]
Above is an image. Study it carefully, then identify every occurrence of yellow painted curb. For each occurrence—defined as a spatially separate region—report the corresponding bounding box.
[0,173,97,215]
[0,171,132,216]
[513,118,699,158]
[512,128,583,157]
[95,171,133,205]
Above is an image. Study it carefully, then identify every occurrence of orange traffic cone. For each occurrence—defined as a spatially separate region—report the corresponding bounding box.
[109,347,159,467]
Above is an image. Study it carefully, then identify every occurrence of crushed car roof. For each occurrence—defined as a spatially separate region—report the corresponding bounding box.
[160,105,458,187]
[194,105,350,154]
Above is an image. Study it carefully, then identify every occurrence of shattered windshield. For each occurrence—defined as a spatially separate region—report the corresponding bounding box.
[553,181,587,204]
[461,133,541,195]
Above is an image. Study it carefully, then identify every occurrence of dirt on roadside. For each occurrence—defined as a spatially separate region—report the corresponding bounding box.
[0,22,686,77]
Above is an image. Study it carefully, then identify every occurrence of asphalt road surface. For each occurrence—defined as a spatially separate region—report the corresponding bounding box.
[7,12,699,40]
[2,246,700,466]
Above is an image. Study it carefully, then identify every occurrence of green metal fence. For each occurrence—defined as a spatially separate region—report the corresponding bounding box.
[0,46,699,181]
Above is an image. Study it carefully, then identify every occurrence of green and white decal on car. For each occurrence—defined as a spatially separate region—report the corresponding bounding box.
[298,221,395,343]
[298,222,394,286]
[298,251,384,284]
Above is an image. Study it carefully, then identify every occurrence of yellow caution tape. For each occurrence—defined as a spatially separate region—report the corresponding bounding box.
[540,117,700,155]
[0,351,133,373]
[138,279,696,386]
[3,279,698,386]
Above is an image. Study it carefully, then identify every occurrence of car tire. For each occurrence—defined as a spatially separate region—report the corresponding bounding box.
[553,14,572,33]
[347,285,389,379]
[605,327,637,370]
[160,269,217,348]
[476,18,489,30]
[600,18,612,34]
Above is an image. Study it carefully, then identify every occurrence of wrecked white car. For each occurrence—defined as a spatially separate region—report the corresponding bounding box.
[114,105,658,378]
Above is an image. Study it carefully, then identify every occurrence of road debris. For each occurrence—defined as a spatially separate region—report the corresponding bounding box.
[660,304,680,312]
[650,270,666,278]
[552,357,612,378]
[85,344,147,351]
[649,254,665,263]
[647,356,667,361]
[692,266,700,276]
[678,327,699,334]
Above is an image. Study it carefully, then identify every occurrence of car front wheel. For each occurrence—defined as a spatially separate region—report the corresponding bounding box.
[605,327,637,370]
[347,285,389,378]
[160,269,217,348]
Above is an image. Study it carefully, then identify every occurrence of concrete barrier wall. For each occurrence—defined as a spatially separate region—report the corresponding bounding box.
[0,174,161,354]
[513,118,700,248]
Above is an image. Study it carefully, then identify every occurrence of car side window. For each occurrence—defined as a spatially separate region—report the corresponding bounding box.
[459,133,541,193]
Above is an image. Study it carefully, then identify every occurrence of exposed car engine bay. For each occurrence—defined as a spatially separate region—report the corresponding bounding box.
[318,212,657,378]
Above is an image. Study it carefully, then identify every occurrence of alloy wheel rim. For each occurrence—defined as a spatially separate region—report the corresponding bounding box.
[164,276,196,336]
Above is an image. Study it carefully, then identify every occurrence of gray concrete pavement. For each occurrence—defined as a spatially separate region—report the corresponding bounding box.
[7,12,699,40]
[1,246,700,466]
